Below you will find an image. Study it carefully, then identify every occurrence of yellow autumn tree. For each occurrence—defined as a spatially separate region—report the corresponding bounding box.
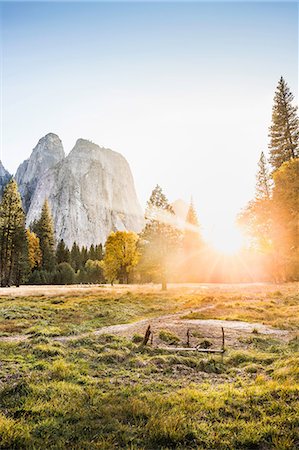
[272,158,299,280]
[26,229,42,270]
[103,231,139,284]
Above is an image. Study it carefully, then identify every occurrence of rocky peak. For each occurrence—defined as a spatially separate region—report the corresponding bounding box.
[26,137,144,247]
[15,133,65,212]
[0,160,10,177]
[0,161,11,198]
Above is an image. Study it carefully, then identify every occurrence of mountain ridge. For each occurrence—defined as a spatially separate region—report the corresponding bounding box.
[9,133,144,247]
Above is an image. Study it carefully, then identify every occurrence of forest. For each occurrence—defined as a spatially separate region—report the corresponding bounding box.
[0,77,298,288]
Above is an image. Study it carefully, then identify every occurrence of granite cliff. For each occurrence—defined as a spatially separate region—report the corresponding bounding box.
[0,161,11,197]
[15,134,144,247]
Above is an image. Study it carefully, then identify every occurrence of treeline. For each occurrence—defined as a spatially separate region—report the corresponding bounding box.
[0,175,202,288]
[238,77,298,281]
[0,188,106,286]
[1,76,297,287]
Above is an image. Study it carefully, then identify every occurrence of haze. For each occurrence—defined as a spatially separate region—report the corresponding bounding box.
[1,1,298,247]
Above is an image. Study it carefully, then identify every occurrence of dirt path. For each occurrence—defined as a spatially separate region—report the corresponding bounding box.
[55,308,290,348]
[0,306,290,348]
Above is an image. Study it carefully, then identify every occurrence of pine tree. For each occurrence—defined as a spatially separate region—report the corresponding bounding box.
[183,200,203,251]
[186,200,199,226]
[56,239,70,264]
[81,246,88,267]
[70,242,81,271]
[140,185,180,290]
[182,200,204,281]
[34,200,56,272]
[269,77,298,171]
[95,244,103,260]
[26,229,42,270]
[89,244,96,260]
[0,179,29,286]
[272,159,299,280]
[256,152,271,200]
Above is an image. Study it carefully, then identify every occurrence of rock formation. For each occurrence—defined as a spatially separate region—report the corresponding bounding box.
[15,134,144,248]
[0,161,11,197]
[15,133,65,212]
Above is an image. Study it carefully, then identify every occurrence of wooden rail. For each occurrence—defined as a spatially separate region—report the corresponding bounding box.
[140,326,226,354]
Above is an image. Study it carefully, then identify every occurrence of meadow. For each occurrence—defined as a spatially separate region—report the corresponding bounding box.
[0,283,298,449]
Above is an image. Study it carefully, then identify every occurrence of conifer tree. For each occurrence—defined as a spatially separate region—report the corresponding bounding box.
[183,200,203,251]
[89,244,96,260]
[81,246,88,267]
[34,200,56,272]
[140,185,180,290]
[269,77,298,171]
[95,244,103,260]
[0,180,29,286]
[181,200,204,281]
[70,242,81,271]
[56,239,70,264]
[26,229,42,270]
[272,158,299,280]
[256,152,271,200]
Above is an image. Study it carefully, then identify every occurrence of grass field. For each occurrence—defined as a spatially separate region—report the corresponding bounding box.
[0,283,298,449]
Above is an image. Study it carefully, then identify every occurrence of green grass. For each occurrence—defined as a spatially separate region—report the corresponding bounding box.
[0,283,298,448]
[159,329,180,344]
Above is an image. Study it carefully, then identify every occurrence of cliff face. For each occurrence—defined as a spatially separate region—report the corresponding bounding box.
[15,133,65,212]
[0,161,11,197]
[17,136,144,247]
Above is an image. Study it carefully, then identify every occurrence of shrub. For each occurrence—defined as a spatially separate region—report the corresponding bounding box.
[52,263,76,285]
[159,330,180,345]
[132,333,144,343]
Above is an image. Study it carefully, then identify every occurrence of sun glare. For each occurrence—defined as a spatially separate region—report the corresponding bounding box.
[205,224,244,255]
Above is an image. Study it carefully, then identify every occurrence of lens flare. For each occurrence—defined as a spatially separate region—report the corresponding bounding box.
[204,223,244,255]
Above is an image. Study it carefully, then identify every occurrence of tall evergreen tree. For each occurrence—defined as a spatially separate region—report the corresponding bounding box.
[181,200,204,281]
[95,244,103,260]
[70,242,81,271]
[140,185,180,290]
[34,200,56,271]
[183,200,203,251]
[26,229,42,271]
[89,244,96,260]
[238,154,276,279]
[256,152,271,200]
[81,246,88,267]
[0,180,29,286]
[269,77,298,171]
[272,159,299,280]
[56,239,70,264]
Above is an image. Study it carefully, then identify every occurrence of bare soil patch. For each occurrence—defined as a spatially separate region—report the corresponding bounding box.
[56,309,291,349]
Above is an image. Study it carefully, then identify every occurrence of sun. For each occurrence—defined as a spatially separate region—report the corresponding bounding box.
[205,223,244,255]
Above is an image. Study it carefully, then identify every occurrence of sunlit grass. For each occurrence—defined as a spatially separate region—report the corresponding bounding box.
[0,283,298,448]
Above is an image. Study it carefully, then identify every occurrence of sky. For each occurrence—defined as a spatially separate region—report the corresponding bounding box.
[0,1,298,248]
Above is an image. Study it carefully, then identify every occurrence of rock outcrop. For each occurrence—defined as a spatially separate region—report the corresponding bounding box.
[0,161,11,197]
[15,133,65,212]
[16,135,144,247]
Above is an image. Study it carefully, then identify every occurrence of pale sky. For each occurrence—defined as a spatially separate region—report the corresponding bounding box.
[0,1,298,248]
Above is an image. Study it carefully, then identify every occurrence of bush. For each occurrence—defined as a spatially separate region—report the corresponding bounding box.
[85,259,104,283]
[132,333,144,343]
[159,330,180,345]
[53,263,76,285]
[27,269,55,285]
